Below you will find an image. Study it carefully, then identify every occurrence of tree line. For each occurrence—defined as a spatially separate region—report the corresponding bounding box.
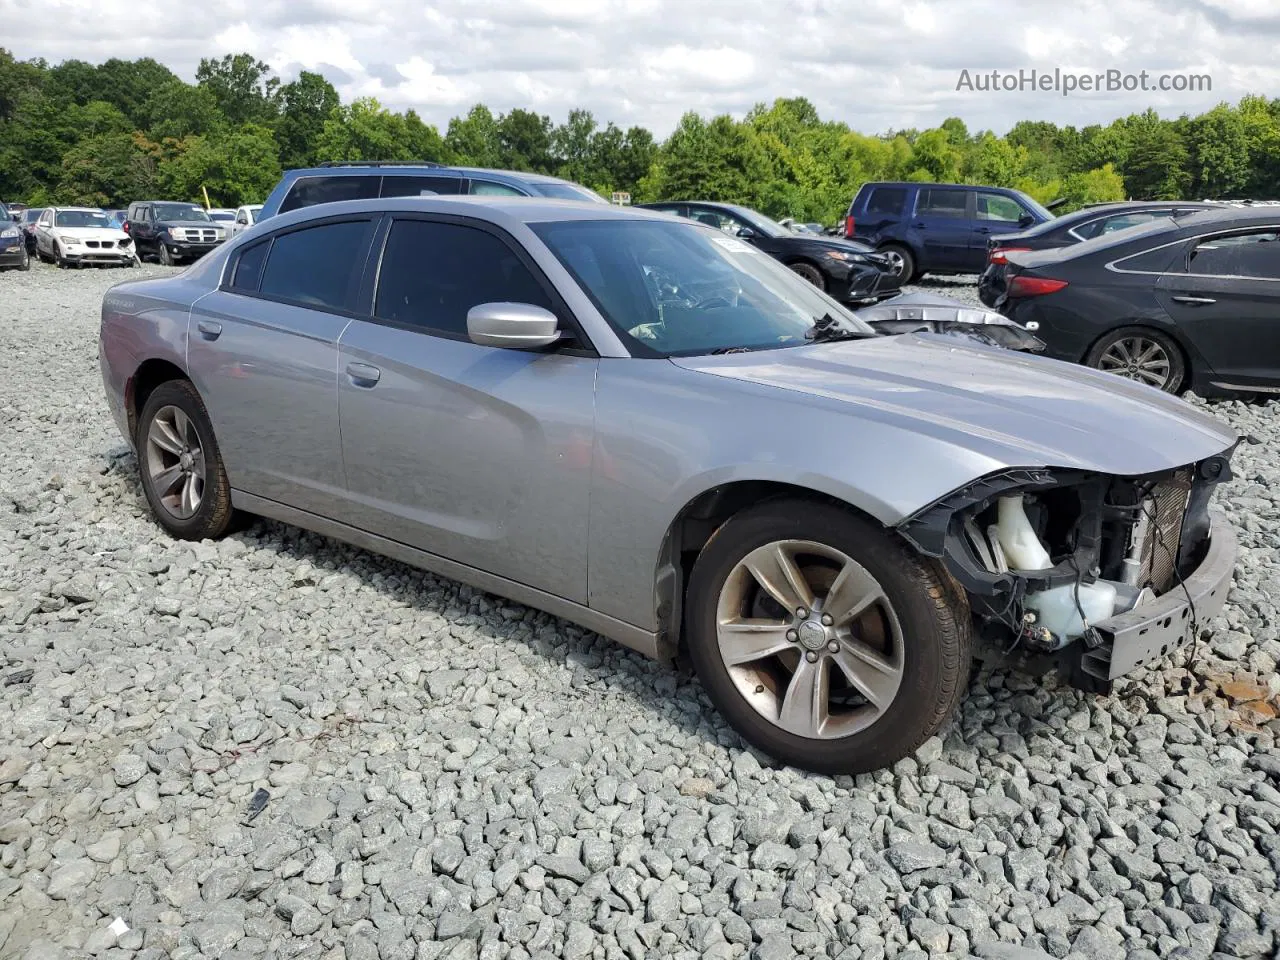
[2,48,1279,224]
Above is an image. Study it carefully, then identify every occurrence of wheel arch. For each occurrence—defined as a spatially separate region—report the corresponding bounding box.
[653,479,890,657]
[127,358,191,441]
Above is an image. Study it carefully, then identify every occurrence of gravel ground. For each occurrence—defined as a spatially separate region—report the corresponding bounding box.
[2,260,1279,960]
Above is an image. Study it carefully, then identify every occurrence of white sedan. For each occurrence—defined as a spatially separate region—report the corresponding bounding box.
[34,207,136,268]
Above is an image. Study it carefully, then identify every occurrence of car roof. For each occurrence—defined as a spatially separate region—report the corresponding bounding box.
[859,181,1020,191]
[283,164,582,187]
[258,195,688,233]
[51,206,107,212]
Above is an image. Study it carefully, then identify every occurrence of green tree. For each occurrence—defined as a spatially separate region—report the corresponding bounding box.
[497,108,554,172]
[141,80,223,140]
[196,53,279,126]
[56,132,158,206]
[445,105,501,167]
[158,123,282,205]
[315,97,444,163]
[274,71,340,168]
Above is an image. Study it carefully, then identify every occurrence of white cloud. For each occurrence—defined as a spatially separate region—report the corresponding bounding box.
[3,0,1279,136]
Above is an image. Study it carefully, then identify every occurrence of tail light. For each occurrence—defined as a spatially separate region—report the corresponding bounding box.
[122,222,129,233]
[845,215,855,238]
[1007,276,1068,298]
[989,246,1030,265]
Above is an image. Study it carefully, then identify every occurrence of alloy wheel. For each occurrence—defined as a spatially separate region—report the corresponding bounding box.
[1097,336,1172,389]
[714,539,905,740]
[144,405,206,519]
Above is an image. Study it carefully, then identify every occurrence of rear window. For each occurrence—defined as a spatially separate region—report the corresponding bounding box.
[379,176,463,198]
[258,219,374,311]
[279,176,381,214]
[531,182,609,203]
[863,187,907,216]
[917,189,968,218]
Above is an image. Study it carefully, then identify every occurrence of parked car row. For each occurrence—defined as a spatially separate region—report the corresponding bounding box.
[99,173,1240,774]
[993,204,1280,396]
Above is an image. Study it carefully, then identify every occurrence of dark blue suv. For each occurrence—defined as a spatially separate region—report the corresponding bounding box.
[258,161,607,223]
[845,181,1053,283]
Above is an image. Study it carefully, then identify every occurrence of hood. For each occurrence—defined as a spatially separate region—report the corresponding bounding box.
[55,226,129,241]
[161,220,223,230]
[672,334,1236,477]
[794,235,880,257]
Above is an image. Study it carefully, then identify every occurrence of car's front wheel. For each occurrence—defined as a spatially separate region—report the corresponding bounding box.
[788,261,826,291]
[136,380,236,540]
[16,245,30,271]
[685,500,971,774]
[158,243,175,267]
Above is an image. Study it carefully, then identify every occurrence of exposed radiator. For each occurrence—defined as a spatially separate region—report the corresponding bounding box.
[1140,470,1192,593]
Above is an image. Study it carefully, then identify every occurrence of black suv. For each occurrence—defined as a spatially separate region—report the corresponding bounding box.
[124,201,229,266]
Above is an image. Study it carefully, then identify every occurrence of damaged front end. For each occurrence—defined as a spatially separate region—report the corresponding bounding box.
[851,291,1045,352]
[897,448,1238,691]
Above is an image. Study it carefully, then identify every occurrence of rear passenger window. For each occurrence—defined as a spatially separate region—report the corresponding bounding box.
[1187,231,1280,280]
[864,187,906,216]
[279,176,381,214]
[259,220,374,311]
[918,190,968,218]
[380,176,463,198]
[374,219,554,337]
[231,240,269,291]
[468,180,525,197]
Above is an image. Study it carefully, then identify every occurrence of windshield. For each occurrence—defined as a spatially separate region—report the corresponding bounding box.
[55,210,111,228]
[1014,191,1053,221]
[533,182,610,204]
[155,203,211,222]
[532,218,873,356]
[22,210,40,223]
[724,205,794,238]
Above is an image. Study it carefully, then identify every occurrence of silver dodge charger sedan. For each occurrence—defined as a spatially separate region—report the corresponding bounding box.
[99,197,1239,774]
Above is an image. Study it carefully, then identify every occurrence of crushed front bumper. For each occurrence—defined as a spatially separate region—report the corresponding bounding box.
[1080,510,1236,681]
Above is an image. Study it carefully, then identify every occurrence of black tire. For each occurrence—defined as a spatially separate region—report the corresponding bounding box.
[788,261,827,291]
[685,499,972,774]
[158,243,174,267]
[1084,326,1187,394]
[54,243,67,268]
[136,379,236,541]
[879,244,916,284]
[16,245,30,271]
[36,245,52,264]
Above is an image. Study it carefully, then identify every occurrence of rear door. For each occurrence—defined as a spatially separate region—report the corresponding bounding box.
[335,214,597,602]
[186,215,377,516]
[1155,227,1280,389]
[913,188,973,270]
[853,185,907,242]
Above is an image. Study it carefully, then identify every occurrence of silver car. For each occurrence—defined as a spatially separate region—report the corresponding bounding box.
[99,198,1239,773]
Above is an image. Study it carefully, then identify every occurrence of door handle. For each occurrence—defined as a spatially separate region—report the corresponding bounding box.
[912,221,926,229]
[196,320,222,340]
[976,226,991,234]
[346,362,381,388]
[1170,295,1217,305]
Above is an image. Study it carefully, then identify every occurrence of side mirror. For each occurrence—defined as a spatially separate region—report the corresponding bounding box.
[467,302,561,349]
[1018,214,1035,228]
[736,227,756,239]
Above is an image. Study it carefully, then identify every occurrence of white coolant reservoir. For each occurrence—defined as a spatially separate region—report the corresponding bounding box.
[995,495,1118,639]
[996,495,1052,570]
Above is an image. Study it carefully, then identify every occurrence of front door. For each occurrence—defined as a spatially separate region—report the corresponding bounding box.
[186,215,377,516]
[1155,228,1280,389]
[336,215,597,602]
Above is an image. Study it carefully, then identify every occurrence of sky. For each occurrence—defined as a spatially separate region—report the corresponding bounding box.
[2,0,1278,136]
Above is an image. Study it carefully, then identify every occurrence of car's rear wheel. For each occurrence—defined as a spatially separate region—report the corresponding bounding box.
[137,380,236,540]
[879,244,915,284]
[685,500,971,774]
[788,261,826,291]
[1086,326,1186,393]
